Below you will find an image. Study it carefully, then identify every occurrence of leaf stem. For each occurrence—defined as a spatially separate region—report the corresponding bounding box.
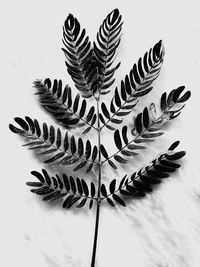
[91,97,102,267]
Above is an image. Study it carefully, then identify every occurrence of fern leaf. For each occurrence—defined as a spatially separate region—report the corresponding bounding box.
[101,141,185,205]
[100,40,164,130]
[9,117,98,172]
[34,79,97,132]
[62,14,95,97]
[94,8,122,94]
[102,86,190,166]
[27,169,97,209]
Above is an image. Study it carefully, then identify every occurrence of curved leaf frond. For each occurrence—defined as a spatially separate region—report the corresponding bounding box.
[101,141,185,206]
[102,86,190,167]
[34,79,97,133]
[62,14,96,97]
[27,169,97,209]
[9,117,98,172]
[100,40,164,130]
[93,8,122,95]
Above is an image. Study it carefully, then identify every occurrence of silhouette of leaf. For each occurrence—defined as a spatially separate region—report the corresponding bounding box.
[100,144,109,159]
[112,194,126,206]
[114,129,122,150]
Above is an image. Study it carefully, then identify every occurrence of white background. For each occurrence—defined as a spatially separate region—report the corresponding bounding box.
[1,0,200,266]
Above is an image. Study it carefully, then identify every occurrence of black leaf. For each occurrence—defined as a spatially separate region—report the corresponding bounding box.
[63,174,70,191]
[100,144,109,159]
[37,148,58,155]
[31,187,54,195]
[63,195,75,208]
[143,107,149,128]
[64,132,69,151]
[168,141,180,151]
[154,165,175,173]
[73,94,80,113]
[173,86,185,102]
[42,169,51,186]
[67,196,82,209]
[42,123,48,141]
[86,163,93,173]
[86,106,95,122]
[122,126,128,144]
[110,118,123,124]
[70,136,76,154]
[76,178,83,195]
[127,144,145,150]
[34,119,41,137]
[81,179,89,196]
[106,124,116,131]
[165,151,186,161]
[44,152,65,164]
[79,100,87,118]
[85,140,91,159]
[30,171,44,183]
[177,91,191,103]
[133,87,152,97]
[92,146,98,162]
[114,88,121,107]
[108,159,117,169]
[160,92,167,111]
[101,102,110,119]
[114,155,128,164]
[50,126,55,144]
[91,182,96,198]
[160,160,180,169]
[126,185,137,193]
[73,161,87,172]
[118,175,127,189]
[56,128,62,148]
[25,116,35,133]
[101,184,107,197]
[167,89,175,106]
[76,198,87,208]
[69,176,76,193]
[26,182,43,187]
[135,113,142,133]
[140,175,161,184]
[42,191,61,201]
[114,129,122,150]
[133,180,152,192]
[141,132,163,138]
[112,194,126,206]
[82,127,92,134]
[146,169,169,178]
[14,117,29,131]
[78,138,84,157]
[107,197,115,207]
[89,199,93,209]
[109,179,116,194]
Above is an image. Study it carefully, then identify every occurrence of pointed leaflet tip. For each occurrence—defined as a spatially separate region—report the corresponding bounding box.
[14,117,29,131]
[65,14,75,30]
[109,8,120,24]
[154,40,163,58]
[165,151,186,161]
[9,124,18,133]
[168,141,180,151]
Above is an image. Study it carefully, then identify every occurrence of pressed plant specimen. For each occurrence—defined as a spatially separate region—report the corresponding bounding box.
[9,8,191,267]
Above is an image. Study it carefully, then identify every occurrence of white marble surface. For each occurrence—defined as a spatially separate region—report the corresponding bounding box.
[1,0,200,266]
